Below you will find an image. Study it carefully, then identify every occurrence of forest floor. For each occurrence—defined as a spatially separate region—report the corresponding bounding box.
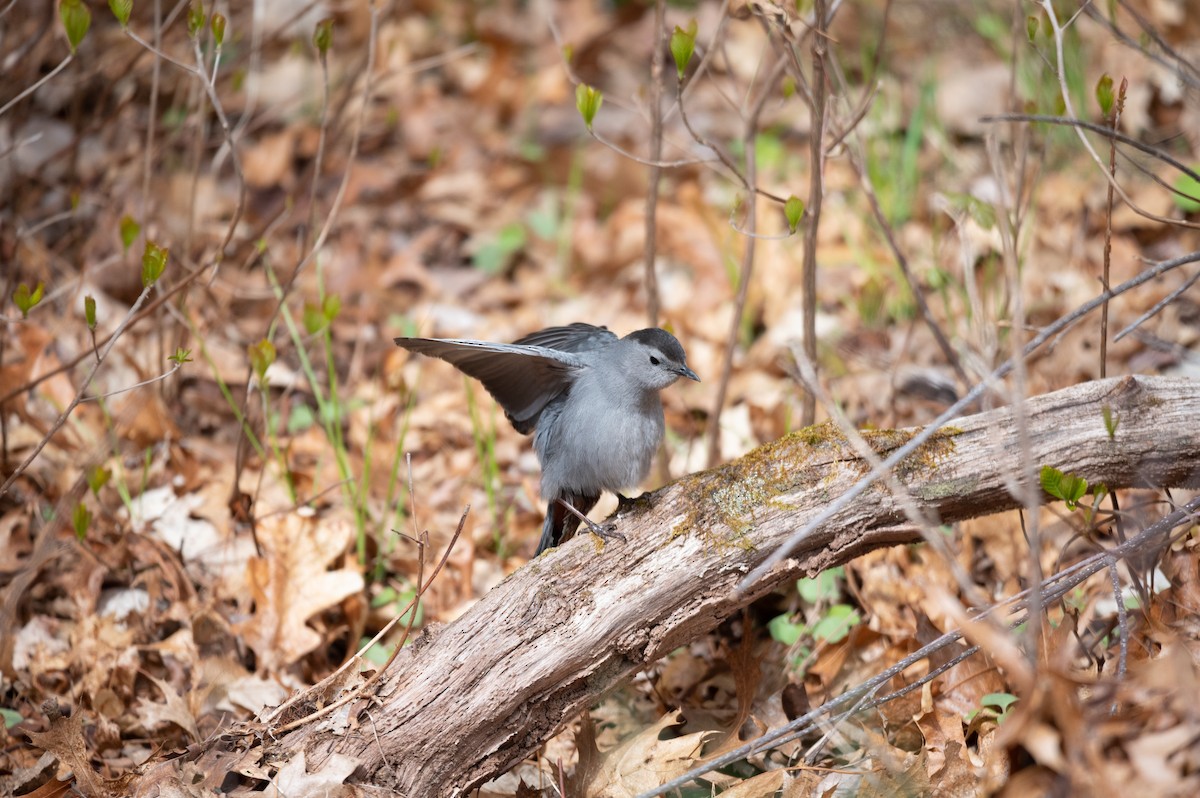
[2,0,1200,795]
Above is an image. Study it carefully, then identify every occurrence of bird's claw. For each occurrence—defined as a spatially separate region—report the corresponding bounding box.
[584,518,626,546]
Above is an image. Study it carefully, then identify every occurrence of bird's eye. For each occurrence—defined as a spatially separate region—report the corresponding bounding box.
[650,356,660,365]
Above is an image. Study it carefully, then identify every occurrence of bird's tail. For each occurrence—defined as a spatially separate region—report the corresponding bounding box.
[536,492,600,555]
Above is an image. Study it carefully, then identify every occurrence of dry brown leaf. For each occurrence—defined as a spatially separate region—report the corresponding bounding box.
[24,708,128,797]
[236,515,364,672]
[586,710,717,798]
[137,674,201,742]
[264,750,361,798]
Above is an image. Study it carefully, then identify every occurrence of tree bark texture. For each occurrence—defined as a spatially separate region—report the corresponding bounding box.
[206,375,1200,795]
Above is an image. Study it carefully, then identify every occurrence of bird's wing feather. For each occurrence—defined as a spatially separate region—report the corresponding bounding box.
[512,323,617,353]
[394,338,586,433]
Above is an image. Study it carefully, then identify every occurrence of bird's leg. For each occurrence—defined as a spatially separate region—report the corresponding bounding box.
[556,498,627,546]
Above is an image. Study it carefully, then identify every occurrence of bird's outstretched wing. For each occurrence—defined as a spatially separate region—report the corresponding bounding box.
[513,322,617,354]
[394,337,588,433]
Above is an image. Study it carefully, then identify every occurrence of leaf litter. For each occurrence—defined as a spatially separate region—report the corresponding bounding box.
[2,0,1200,796]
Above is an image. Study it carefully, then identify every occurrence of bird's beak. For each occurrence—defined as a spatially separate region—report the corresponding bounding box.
[679,365,700,382]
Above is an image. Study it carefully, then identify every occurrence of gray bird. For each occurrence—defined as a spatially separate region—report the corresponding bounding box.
[394,323,699,554]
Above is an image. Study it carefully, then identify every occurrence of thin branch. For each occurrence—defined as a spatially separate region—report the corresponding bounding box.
[1100,79,1127,379]
[0,54,73,118]
[642,0,667,326]
[1112,266,1200,342]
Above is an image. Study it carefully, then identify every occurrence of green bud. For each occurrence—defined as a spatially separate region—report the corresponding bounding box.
[1095,74,1114,116]
[141,241,169,287]
[14,282,45,318]
[784,195,805,232]
[669,21,697,80]
[248,339,276,383]
[187,0,204,38]
[87,466,111,496]
[108,0,132,28]
[313,17,333,56]
[60,0,91,54]
[119,214,140,251]
[73,502,92,541]
[210,12,226,46]
[84,294,97,329]
[575,84,603,130]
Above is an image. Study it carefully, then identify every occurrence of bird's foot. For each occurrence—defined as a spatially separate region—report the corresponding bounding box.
[614,492,640,514]
[582,517,626,547]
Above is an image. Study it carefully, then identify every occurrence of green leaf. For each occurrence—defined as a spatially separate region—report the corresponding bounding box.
[313,17,333,56]
[322,294,341,323]
[13,282,44,318]
[287,403,316,433]
[395,587,423,627]
[797,568,842,603]
[1040,465,1088,510]
[303,302,326,334]
[1026,15,1038,42]
[73,502,92,541]
[1095,74,1114,116]
[187,0,205,38]
[768,613,806,646]
[361,638,394,665]
[1,707,22,729]
[248,339,276,383]
[141,241,169,287]
[168,347,192,364]
[86,465,111,496]
[473,223,526,274]
[84,294,97,329]
[60,0,91,54]
[108,0,132,28]
[575,84,603,130]
[982,692,1019,712]
[669,21,697,80]
[210,11,226,46]
[303,295,341,335]
[1172,167,1200,214]
[119,214,140,251]
[811,604,859,644]
[784,195,805,232]
[1101,405,1119,440]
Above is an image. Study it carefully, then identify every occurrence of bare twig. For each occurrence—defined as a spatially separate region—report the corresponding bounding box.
[797,0,828,428]
[1112,266,1200,342]
[1100,78,1127,379]
[643,0,667,327]
[702,51,789,467]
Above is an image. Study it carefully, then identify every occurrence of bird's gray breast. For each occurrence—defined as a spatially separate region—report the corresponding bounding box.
[534,379,665,498]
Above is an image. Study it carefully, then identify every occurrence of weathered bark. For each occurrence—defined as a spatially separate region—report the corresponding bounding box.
[211,376,1200,795]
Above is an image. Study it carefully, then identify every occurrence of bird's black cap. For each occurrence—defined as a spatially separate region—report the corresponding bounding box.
[626,328,688,364]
